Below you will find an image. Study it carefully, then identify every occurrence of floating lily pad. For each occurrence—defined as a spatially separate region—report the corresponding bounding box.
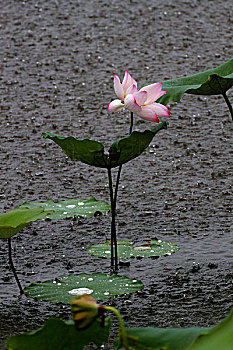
[0,208,52,239]
[88,240,179,259]
[17,197,111,220]
[42,122,167,169]
[24,273,143,303]
[6,317,111,350]
[158,58,233,105]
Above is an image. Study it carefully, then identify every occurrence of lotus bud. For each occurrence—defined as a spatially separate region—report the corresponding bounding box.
[71,294,100,330]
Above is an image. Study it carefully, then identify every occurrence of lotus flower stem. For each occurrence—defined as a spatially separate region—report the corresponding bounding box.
[108,113,134,271]
[222,92,233,121]
[107,167,118,270]
[8,238,24,294]
[114,112,134,205]
[129,111,134,134]
[103,305,129,350]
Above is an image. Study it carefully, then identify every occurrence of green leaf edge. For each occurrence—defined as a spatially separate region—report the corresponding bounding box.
[0,208,53,239]
[158,58,233,104]
[6,317,111,350]
[116,308,233,350]
[42,121,167,168]
[16,196,111,220]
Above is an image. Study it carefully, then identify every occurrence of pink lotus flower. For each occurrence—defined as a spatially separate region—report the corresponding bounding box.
[108,70,170,122]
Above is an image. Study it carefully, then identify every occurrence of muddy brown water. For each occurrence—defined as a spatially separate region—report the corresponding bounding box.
[0,0,232,348]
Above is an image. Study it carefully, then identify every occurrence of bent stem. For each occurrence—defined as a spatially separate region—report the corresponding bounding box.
[222,92,233,121]
[104,305,128,350]
[108,112,134,271]
[8,238,24,294]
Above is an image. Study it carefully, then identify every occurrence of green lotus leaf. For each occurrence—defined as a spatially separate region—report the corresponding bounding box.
[0,208,51,239]
[6,317,111,350]
[158,58,233,105]
[116,308,233,350]
[42,121,167,169]
[24,273,143,303]
[88,240,179,259]
[17,197,111,220]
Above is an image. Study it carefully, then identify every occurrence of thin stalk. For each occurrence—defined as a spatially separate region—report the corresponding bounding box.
[113,112,134,207]
[113,165,122,210]
[107,168,117,270]
[222,92,233,121]
[8,238,24,294]
[108,112,134,271]
[104,305,129,350]
[129,111,134,134]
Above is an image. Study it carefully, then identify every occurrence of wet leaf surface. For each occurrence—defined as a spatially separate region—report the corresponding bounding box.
[17,197,111,219]
[88,240,179,259]
[24,273,143,303]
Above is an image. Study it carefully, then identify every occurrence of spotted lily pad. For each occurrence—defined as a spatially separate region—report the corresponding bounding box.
[0,208,52,239]
[88,240,179,259]
[24,273,143,303]
[17,197,111,220]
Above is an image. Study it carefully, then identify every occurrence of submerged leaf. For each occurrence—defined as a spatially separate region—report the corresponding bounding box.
[117,308,233,350]
[88,240,179,259]
[6,317,111,350]
[158,58,233,105]
[42,122,167,169]
[17,197,111,220]
[24,273,143,303]
[0,208,51,239]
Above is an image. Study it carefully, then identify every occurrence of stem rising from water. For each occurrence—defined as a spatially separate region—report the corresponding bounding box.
[222,92,233,121]
[108,112,134,271]
[8,238,24,294]
[107,168,118,270]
